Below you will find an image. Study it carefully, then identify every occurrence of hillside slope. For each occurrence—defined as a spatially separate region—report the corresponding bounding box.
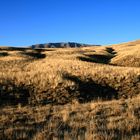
[110,40,140,67]
[0,40,140,139]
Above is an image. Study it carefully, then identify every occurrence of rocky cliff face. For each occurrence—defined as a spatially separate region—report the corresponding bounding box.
[30,42,97,48]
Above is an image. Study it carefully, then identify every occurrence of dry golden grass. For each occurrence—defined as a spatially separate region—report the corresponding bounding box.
[0,40,140,139]
[109,40,140,67]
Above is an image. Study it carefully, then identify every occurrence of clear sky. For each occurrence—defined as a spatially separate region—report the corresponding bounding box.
[0,0,140,47]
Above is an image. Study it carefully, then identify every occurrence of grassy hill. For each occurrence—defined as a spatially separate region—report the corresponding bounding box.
[0,40,140,140]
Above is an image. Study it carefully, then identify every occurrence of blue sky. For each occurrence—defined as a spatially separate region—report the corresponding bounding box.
[0,0,140,46]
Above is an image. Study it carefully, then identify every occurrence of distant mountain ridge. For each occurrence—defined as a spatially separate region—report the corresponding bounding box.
[30,42,100,49]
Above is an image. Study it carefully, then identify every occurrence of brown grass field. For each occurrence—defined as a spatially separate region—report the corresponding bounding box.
[0,40,140,140]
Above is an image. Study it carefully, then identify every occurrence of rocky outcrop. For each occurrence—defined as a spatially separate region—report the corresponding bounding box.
[30,42,98,49]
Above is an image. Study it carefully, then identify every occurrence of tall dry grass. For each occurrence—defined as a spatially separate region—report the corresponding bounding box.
[0,41,140,139]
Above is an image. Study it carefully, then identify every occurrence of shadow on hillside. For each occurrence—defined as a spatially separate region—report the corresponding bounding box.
[78,54,113,64]
[78,47,117,64]
[21,49,46,59]
[0,47,55,53]
[0,52,9,57]
[63,73,118,103]
[0,80,32,106]
[0,47,28,51]
[106,47,117,55]
[35,48,55,52]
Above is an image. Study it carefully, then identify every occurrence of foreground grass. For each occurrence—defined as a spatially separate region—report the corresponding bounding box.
[0,40,140,139]
[0,96,139,140]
